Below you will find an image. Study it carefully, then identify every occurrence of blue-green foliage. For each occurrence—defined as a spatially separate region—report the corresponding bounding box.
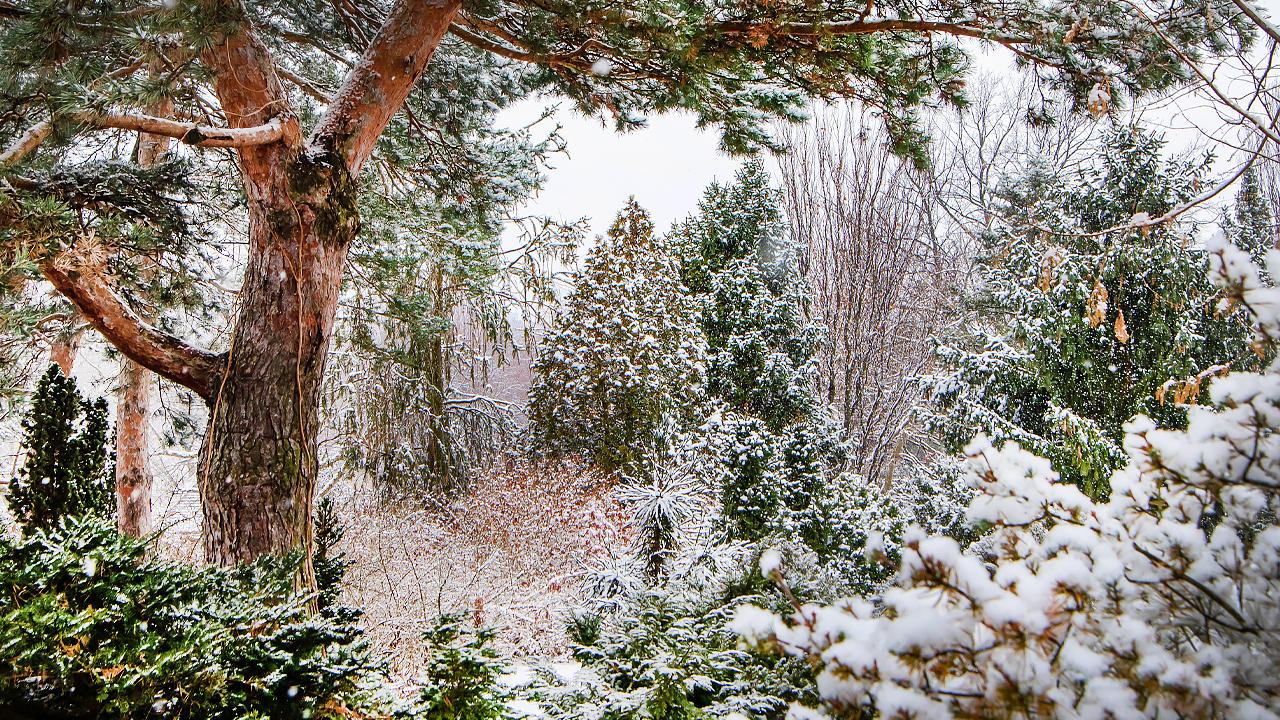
[528,200,707,474]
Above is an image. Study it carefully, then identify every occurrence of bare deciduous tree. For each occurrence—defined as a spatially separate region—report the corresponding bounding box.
[777,109,961,484]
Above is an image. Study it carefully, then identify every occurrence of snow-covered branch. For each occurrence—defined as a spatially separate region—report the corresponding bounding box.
[0,114,287,169]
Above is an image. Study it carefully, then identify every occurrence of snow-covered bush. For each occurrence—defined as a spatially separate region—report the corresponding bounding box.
[0,517,393,718]
[529,200,706,474]
[734,237,1280,719]
[535,546,816,720]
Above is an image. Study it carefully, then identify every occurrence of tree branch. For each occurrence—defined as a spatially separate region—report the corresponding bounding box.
[0,114,287,169]
[0,0,25,19]
[41,257,222,401]
[82,113,287,147]
[197,0,301,182]
[310,0,462,172]
[0,120,54,169]
[713,18,1030,45]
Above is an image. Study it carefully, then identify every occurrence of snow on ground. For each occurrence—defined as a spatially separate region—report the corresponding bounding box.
[334,461,630,675]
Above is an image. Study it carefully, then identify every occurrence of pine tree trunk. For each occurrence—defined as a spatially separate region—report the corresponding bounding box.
[196,151,358,589]
[116,360,154,535]
[115,109,169,538]
[49,326,83,375]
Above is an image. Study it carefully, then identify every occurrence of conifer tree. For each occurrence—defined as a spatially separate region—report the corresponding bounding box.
[675,162,844,554]
[925,127,1256,498]
[529,201,705,474]
[1226,167,1275,281]
[312,496,351,611]
[0,0,1252,573]
[8,364,112,532]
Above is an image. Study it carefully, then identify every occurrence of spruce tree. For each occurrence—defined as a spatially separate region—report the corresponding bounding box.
[674,162,843,554]
[312,496,352,611]
[925,127,1256,499]
[8,364,112,532]
[528,200,706,474]
[1226,167,1275,281]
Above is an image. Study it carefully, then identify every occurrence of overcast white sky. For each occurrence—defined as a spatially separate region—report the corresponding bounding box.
[497,99,743,239]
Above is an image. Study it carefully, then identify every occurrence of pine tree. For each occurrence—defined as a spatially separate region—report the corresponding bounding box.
[529,200,706,474]
[7,364,112,532]
[674,162,844,554]
[0,0,1251,572]
[924,127,1256,498]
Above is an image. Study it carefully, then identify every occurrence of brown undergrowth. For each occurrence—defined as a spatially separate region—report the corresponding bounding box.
[335,459,630,677]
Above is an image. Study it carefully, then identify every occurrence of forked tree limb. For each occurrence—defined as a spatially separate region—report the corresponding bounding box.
[41,259,223,401]
[310,0,462,172]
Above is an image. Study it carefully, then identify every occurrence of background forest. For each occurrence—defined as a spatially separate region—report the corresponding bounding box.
[1,0,1280,718]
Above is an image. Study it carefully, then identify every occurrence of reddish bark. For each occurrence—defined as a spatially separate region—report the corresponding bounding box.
[191,0,461,581]
[41,261,222,400]
[48,326,83,376]
[114,115,169,539]
[42,0,463,587]
[116,358,154,536]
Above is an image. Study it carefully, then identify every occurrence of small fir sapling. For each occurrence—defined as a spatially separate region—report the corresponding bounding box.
[313,496,353,611]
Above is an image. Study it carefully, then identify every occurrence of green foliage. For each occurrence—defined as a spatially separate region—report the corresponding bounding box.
[0,516,397,720]
[312,496,352,611]
[924,127,1256,498]
[1225,167,1275,281]
[8,364,112,532]
[528,200,706,474]
[537,582,814,720]
[676,161,822,430]
[407,615,510,720]
[673,162,845,554]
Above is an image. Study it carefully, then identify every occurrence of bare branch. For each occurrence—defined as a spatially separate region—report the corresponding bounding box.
[1,114,286,169]
[41,256,223,401]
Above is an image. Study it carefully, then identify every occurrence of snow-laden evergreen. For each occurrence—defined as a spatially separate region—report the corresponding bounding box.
[528,200,706,474]
[674,161,847,556]
[923,128,1256,499]
[735,235,1280,719]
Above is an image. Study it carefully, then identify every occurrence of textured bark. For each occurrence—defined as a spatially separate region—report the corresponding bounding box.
[38,0,463,586]
[115,114,168,538]
[193,0,460,583]
[196,151,358,588]
[311,0,461,170]
[116,359,154,536]
[42,261,223,399]
[48,326,83,375]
